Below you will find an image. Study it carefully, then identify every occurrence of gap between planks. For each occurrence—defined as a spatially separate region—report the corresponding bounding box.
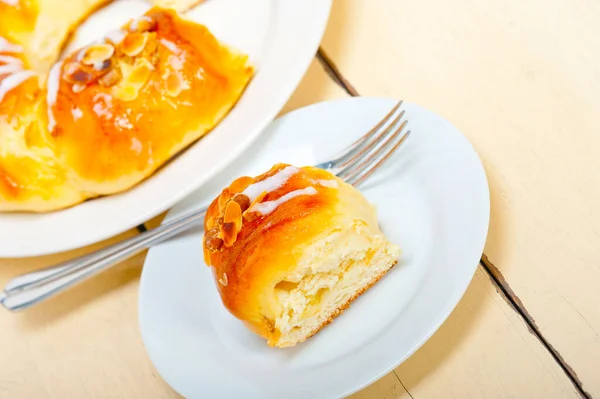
[315,47,592,399]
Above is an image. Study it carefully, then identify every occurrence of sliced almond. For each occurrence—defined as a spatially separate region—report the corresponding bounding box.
[64,63,94,85]
[229,176,254,193]
[165,70,185,97]
[205,236,224,252]
[231,194,251,212]
[218,188,231,212]
[224,200,242,225]
[80,43,115,66]
[121,32,148,57]
[128,58,154,85]
[113,85,137,101]
[221,200,243,247]
[218,273,228,287]
[98,65,122,87]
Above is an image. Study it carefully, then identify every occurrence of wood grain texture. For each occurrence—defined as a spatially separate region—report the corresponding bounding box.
[0,53,584,398]
[320,0,600,395]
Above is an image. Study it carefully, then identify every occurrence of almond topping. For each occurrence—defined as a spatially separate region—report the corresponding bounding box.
[114,85,137,102]
[128,59,154,85]
[121,32,148,57]
[231,194,250,212]
[80,43,115,66]
[224,200,242,225]
[204,227,223,252]
[205,236,224,252]
[165,71,185,97]
[218,188,231,212]
[64,64,94,85]
[218,273,228,287]
[229,176,255,193]
[221,200,243,247]
[98,65,122,87]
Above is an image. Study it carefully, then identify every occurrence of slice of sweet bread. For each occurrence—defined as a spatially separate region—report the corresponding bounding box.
[203,163,401,348]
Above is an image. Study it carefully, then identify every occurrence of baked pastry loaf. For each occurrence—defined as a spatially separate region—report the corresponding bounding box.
[203,163,401,348]
[0,3,252,212]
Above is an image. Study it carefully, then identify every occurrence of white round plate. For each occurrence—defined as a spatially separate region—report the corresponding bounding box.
[139,97,490,399]
[0,0,331,257]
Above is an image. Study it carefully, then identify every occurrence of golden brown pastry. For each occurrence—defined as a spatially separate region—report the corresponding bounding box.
[203,163,401,348]
[0,3,253,212]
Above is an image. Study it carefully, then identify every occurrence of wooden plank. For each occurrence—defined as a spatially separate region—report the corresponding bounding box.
[320,0,600,395]
[0,54,584,398]
[394,267,578,399]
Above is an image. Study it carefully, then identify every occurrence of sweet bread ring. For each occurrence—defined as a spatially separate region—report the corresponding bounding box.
[0,1,253,212]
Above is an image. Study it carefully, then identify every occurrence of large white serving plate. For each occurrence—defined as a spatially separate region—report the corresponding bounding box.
[0,0,331,257]
[138,97,490,398]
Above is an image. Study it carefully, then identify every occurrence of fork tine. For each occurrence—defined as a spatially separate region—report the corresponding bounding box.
[342,119,410,186]
[330,100,403,167]
[348,130,410,186]
[337,109,405,170]
[337,112,407,180]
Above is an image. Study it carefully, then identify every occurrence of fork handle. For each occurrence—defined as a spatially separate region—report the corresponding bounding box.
[0,206,208,312]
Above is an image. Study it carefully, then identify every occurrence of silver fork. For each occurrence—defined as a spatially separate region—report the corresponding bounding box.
[0,101,410,312]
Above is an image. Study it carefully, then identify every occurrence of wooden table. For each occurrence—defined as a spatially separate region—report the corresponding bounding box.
[1,1,599,397]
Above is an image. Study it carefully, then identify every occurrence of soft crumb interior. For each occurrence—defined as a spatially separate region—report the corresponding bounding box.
[270,223,400,348]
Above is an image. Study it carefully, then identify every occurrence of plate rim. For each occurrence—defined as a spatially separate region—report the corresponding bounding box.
[138,96,491,399]
[0,0,333,258]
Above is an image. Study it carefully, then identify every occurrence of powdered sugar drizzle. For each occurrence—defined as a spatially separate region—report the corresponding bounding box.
[0,63,22,75]
[0,37,22,53]
[46,61,62,132]
[0,55,22,65]
[0,70,35,103]
[242,166,300,202]
[105,29,127,45]
[249,187,318,216]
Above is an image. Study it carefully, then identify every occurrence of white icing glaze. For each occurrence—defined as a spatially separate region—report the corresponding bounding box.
[249,187,318,216]
[46,62,62,132]
[316,179,339,188]
[0,70,35,103]
[0,63,22,75]
[160,38,180,54]
[242,166,300,202]
[0,55,22,65]
[105,29,127,45]
[130,16,152,32]
[0,37,23,53]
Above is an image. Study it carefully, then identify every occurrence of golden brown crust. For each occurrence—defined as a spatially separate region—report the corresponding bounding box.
[203,163,342,338]
[273,260,398,348]
[0,5,253,212]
